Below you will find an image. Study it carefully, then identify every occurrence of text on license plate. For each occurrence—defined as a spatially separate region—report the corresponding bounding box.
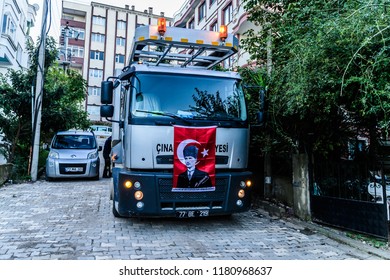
[176,210,209,218]
[65,167,83,172]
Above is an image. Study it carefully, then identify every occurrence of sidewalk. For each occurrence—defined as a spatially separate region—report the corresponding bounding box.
[254,199,390,260]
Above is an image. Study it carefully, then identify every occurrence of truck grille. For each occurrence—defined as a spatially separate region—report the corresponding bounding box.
[158,177,227,207]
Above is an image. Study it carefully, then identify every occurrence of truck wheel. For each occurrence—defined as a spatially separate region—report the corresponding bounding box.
[112,202,121,218]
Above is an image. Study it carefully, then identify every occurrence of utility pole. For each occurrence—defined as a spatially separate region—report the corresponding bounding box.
[30,0,48,181]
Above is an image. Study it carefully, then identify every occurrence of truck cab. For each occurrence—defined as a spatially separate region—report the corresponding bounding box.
[101,19,253,218]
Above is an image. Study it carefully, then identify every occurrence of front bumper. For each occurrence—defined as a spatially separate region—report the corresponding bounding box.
[46,158,100,179]
[113,169,252,217]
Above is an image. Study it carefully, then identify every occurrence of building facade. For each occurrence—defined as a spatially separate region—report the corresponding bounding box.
[61,1,173,121]
[173,0,256,68]
[0,0,39,75]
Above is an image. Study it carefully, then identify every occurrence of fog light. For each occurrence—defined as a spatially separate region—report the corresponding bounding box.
[238,189,245,198]
[134,181,141,189]
[124,180,132,189]
[236,200,243,207]
[240,181,246,188]
[134,191,143,200]
[136,201,144,209]
[246,180,252,187]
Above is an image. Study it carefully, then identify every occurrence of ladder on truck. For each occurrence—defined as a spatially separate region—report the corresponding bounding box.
[129,22,239,69]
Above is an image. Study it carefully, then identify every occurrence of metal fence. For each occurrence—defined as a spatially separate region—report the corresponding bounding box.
[311,159,389,240]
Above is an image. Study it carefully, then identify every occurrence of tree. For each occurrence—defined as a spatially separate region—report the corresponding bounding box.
[0,36,90,179]
[241,0,390,160]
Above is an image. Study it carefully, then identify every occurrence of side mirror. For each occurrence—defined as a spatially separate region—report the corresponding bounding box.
[101,105,114,118]
[101,81,113,104]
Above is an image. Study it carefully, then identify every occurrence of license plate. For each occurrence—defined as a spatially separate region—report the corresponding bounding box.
[65,167,83,172]
[176,210,209,218]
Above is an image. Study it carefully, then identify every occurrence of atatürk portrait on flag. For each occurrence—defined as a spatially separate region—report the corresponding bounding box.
[173,126,216,192]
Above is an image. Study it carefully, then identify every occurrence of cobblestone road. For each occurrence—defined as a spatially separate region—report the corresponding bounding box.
[0,178,384,260]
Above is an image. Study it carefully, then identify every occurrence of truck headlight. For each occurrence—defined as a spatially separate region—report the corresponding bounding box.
[134,191,143,200]
[238,189,245,198]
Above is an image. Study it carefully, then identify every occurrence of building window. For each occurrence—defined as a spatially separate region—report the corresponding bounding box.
[117,20,126,30]
[210,20,218,32]
[116,37,126,46]
[198,2,206,22]
[70,46,84,58]
[115,54,125,64]
[209,0,216,6]
[87,105,100,116]
[92,16,106,26]
[2,14,16,41]
[91,33,105,43]
[88,87,101,96]
[90,50,104,61]
[89,68,103,78]
[223,2,233,25]
[69,28,85,40]
[188,18,195,29]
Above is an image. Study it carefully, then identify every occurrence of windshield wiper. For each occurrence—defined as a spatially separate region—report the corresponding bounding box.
[135,110,192,124]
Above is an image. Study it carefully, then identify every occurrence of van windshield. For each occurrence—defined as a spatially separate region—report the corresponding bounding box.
[130,73,247,121]
[52,135,97,149]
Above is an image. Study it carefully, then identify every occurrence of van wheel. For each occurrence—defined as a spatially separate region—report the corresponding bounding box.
[91,172,100,180]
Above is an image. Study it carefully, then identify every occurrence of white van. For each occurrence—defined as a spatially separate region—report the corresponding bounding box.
[90,125,112,149]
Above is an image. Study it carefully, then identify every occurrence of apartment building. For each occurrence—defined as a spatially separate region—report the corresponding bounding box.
[61,1,173,121]
[0,0,39,75]
[173,0,256,68]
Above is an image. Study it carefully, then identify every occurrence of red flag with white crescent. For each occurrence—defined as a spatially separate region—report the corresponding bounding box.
[173,125,216,192]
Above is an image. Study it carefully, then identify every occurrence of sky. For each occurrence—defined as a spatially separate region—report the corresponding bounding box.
[30,0,186,42]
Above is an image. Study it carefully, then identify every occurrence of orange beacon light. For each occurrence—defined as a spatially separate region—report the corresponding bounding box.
[158,17,167,36]
[219,25,228,41]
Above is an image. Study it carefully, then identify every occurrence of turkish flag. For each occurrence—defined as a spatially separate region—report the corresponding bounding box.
[173,125,216,192]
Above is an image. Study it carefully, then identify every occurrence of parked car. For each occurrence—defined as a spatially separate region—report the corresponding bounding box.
[89,125,112,150]
[45,130,101,180]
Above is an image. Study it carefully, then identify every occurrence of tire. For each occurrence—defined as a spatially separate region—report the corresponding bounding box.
[91,171,100,181]
[112,201,121,218]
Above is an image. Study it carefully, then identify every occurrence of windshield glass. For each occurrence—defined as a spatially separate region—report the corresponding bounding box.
[52,135,97,149]
[130,73,247,121]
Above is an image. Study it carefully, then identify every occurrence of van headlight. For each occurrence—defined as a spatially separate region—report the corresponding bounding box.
[48,151,59,159]
[87,151,98,159]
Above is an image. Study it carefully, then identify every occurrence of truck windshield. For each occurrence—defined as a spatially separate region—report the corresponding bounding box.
[130,73,247,121]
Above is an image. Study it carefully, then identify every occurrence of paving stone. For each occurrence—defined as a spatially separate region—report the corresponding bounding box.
[0,178,388,260]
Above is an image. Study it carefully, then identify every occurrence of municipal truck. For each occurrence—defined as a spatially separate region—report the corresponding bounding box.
[101,18,253,218]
